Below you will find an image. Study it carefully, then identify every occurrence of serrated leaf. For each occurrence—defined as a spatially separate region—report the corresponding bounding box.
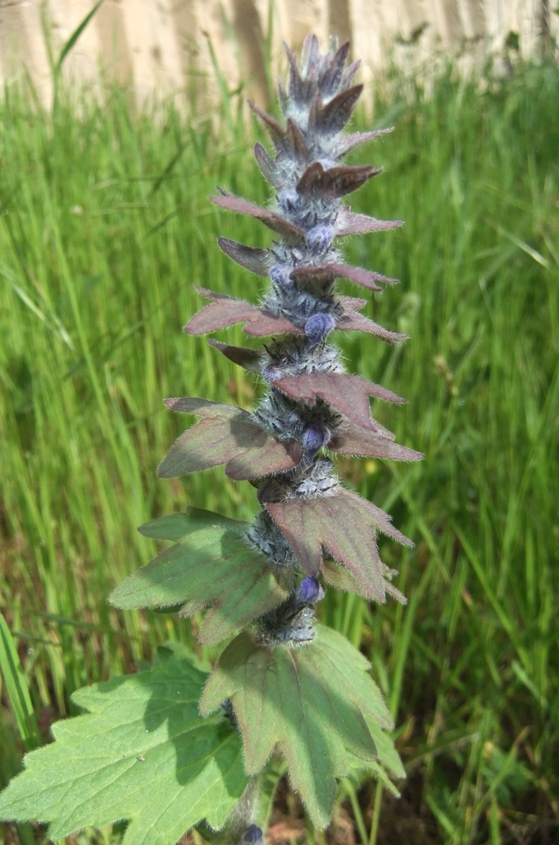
[200,625,402,828]
[272,372,405,431]
[0,657,248,845]
[158,397,302,480]
[184,288,301,338]
[110,509,291,645]
[265,488,412,601]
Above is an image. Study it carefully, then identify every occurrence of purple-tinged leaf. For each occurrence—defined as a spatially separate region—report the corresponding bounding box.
[329,416,423,462]
[200,625,397,828]
[286,117,310,161]
[248,100,290,155]
[285,42,315,105]
[185,289,258,335]
[296,163,380,199]
[322,559,406,604]
[290,262,398,291]
[211,190,304,240]
[319,164,381,197]
[185,288,301,337]
[342,59,361,88]
[272,372,405,431]
[295,161,323,196]
[209,339,262,373]
[320,41,350,95]
[110,510,290,645]
[300,35,320,84]
[217,238,269,276]
[336,128,393,158]
[335,298,407,345]
[252,101,309,163]
[314,85,363,136]
[158,398,303,480]
[254,142,281,188]
[336,207,404,236]
[266,488,411,599]
[277,79,289,114]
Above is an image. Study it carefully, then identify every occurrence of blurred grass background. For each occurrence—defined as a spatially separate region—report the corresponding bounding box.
[1,50,558,845]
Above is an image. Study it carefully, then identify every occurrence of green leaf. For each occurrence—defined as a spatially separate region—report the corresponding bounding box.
[0,656,248,844]
[138,506,246,540]
[200,625,403,828]
[110,509,291,645]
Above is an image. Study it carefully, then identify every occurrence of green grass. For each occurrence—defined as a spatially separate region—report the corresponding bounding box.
[1,57,558,845]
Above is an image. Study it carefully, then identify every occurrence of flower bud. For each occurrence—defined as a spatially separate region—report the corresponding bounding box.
[302,423,329,463]
[270,264,293,289]
[305,312,335,345]
[241,825,264,844]
[306,224,335,253]
[297,576,323,604]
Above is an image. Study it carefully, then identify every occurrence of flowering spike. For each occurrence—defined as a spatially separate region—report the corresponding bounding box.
[175,38,419,631]
[153,36,418,827]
